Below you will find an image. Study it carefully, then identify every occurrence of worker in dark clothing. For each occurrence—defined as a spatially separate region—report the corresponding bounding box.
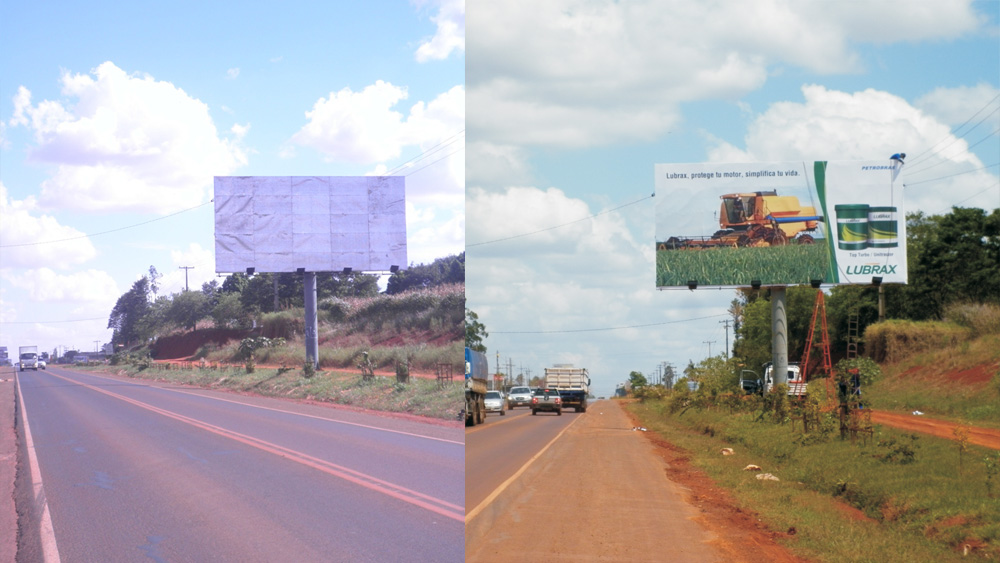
[732,196,746,222]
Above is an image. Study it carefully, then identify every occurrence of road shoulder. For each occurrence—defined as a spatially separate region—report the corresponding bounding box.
[1,369,17,563]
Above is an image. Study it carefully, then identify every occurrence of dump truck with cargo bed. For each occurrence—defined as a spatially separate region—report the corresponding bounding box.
[465,347,489,426]
[544,365,590,413]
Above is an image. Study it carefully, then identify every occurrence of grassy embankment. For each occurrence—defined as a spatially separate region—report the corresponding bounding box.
[89,284,465,421]
[863,303,1000,429]
[629,307,1000,561]
[85,363,464,421]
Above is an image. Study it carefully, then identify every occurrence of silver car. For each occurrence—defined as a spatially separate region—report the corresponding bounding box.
[483,391,507,416]
[507,386,533,409]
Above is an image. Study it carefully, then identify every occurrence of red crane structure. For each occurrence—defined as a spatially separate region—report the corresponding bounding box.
[801,290,834,400]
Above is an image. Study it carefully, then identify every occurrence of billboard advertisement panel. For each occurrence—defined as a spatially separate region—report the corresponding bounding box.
[654,160,906,288]
[214,176,406,274]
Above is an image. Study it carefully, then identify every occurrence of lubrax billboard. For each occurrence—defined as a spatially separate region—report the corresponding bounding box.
[654,160,907,288]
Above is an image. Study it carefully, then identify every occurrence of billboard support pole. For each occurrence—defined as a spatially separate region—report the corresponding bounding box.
[304,272,319,369]
[771,286,788,386]
[878,285,885,322]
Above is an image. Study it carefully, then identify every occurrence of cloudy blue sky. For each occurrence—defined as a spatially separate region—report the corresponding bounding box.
[466,0,999,397]
[1,1,464,358]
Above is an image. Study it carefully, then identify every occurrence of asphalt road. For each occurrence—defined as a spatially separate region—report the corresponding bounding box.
[16,365,464,562]
[466,400,725,562]
[464,404,578,514]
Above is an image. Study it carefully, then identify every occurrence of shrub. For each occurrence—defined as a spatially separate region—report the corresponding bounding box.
[943,301,1000,336]
[835,356,882,387]
[260,310,302,339]
[319,297,352,322]
[864,320,970,363]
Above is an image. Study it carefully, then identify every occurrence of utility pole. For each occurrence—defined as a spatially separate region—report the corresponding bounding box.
[719,319,731,358]
[273,275,280,311]
[703,340,716,357]
[94,341,100,353]
[179,266,194,291]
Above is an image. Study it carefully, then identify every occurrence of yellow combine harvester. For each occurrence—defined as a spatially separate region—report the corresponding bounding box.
[661,191,823,249]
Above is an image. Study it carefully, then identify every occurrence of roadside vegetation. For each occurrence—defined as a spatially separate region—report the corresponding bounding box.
[83,361,464,420]
[630,397,999,561]
[96,254,466,421]
[629,207,1000,559]
[627,301,1000,560]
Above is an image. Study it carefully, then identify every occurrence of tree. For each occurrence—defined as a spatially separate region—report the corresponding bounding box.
[148,265,161,297]
[220,272,250,294]
[108,277,153,347]
[325,272,379,298]
[628,371,648,390]
[888,208,1000,320]
[387,253,464,294]
[166,290,210,331]
[465,308,488,352]
[201,279,221,310]
[212,292,251,329]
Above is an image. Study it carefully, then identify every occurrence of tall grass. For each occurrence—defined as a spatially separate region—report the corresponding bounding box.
[865,320,971,363]
[656,244,829,286]
[100,363,463,420]
[943,302,1000,336]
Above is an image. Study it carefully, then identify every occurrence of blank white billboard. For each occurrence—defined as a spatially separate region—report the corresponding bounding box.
[214,176,406,273]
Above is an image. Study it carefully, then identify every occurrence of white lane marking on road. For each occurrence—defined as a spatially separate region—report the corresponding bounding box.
[74,369,464,446]
[16,372,62,563]
[44,370,464,522]
[465,413,585,524]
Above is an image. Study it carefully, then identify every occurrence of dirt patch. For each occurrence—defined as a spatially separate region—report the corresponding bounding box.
[152,328,250,360]
[871,410,1000,450]
[623,409,808,563]
[943,364,997,385]
[838,500,877,523]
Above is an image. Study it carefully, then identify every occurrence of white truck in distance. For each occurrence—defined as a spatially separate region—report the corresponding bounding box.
[763,362,806,397]
[544,365,590,413]
[19,346,39,371]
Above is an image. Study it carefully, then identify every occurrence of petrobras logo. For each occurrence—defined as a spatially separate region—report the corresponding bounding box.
[860,165,894,171]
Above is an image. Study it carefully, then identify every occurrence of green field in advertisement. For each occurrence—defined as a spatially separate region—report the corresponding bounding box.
[654,160,907,287]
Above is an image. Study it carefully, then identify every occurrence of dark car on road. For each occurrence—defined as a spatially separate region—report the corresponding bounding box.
[531,388,562,416]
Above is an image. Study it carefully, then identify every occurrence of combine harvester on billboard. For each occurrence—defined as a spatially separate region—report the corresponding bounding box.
[654,159,907,288]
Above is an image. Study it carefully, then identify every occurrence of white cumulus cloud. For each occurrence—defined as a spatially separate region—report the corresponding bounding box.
[291,82,465,199]
[9,62,248,214]
[467,0,984,149]
[6,267,119,304]
[415,0,465,62]
[705,85,999,213]
[0,181,97,268]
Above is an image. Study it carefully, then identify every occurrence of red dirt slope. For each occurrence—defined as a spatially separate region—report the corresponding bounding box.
[152,329,250,360]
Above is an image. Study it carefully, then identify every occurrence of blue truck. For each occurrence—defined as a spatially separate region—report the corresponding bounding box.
[465,347,489,426]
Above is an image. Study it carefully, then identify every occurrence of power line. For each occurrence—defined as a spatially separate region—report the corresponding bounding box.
[903,162,1000,187]
[0,201,213,248]
[490,313,729,334]
[903,125,1000,177]
[400,145,464,178]
[906,93,1000,166]
[385,129,465,177]
[1,317,106,325]
[468,193,653,247]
